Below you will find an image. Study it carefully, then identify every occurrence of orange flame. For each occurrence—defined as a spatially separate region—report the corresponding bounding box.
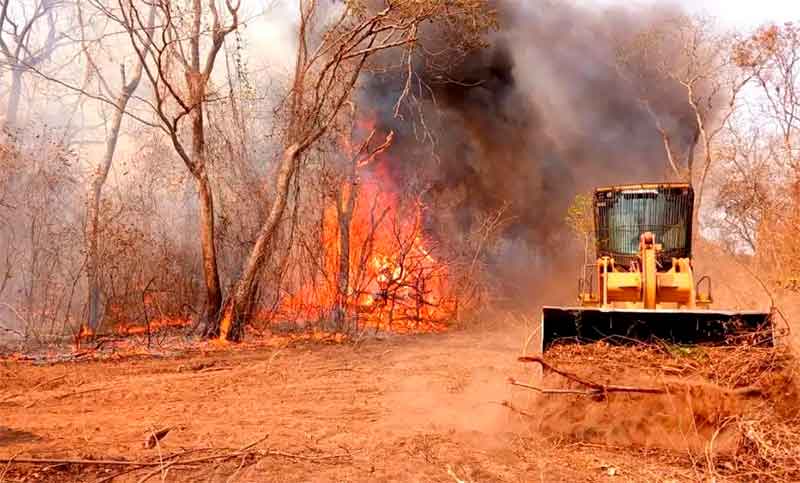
[272,117,454,333]
[115,317,191,335]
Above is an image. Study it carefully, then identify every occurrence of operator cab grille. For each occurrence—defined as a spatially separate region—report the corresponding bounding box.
[594,184,694,269]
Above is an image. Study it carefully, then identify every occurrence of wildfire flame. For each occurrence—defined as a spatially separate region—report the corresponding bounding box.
[74,313,192,344]
[114,317,191,335]
[273,117,454,333]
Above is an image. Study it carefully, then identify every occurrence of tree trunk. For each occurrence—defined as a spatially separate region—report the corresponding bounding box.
[685,125,700,181]
[83,12,152,331]
[181,69,223,334]
[85,99,127,331]
[197,173,223,332]
[333,182,355,331]
[217,143,299,341]
[6,69,23,130]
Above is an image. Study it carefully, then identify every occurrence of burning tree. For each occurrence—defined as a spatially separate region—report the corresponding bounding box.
[215,0,496,341]
[270,105,456,334]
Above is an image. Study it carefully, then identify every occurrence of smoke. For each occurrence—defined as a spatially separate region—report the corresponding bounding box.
[362,0,703,301]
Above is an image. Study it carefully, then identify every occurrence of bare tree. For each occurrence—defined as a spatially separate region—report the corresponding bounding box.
[618,15,756,217]
[112,0,242,330]
[730,23,800,289]
[0,0,69,128]
[713,122,779,253]
[216,0,495,341]
[81,4,156,332]
[734,22,800,190]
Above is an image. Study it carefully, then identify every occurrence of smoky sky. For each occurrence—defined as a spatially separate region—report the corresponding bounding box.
[361,1,703,299]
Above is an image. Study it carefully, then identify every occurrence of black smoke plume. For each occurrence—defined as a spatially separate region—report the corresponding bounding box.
[362,1,703,303]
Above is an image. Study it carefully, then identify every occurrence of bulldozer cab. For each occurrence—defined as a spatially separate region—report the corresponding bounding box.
[596,184,692,269]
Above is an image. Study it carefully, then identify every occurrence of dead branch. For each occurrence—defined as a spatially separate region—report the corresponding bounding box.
[516,355,764,398]
[499,400,536,418]
[518,356,667,394]
[0,457,168,467]
[135,460,180,483]
[507,377,642,396]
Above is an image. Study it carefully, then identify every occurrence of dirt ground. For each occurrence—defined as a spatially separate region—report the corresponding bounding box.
[1,327,722,482]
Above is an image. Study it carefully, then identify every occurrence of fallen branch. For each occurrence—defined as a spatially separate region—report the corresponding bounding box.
[1,433,353,481]
[516,356,667,395]
[0,457,168,467]
[94,465,146,483]
[515,356,763,398]
[507,377,649,396]
[91,445,261,483]
[262,449,350,462]
[135,459,180,483]
[4,436,271,470]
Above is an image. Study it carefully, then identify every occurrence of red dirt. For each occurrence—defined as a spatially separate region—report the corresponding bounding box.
[1,329,709,482]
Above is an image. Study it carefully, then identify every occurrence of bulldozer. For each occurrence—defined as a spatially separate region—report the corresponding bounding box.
[541,182,774,350]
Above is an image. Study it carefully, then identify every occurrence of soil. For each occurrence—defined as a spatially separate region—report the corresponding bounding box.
[0,328,720,482]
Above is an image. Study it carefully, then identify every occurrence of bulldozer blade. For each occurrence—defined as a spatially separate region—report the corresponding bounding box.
[541,306,773,350]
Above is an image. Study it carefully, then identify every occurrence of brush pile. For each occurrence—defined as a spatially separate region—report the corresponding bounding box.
[510,341,800,481]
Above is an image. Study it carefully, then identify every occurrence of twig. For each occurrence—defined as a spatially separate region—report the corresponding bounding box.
[225,454,249,483]
[446,464,469,483]
[262,449,349,462]
[499,400,536,418]
[507,378,635,396]
[0,451,22,482]
[1,375,66,403]
[0,457,169,467]
[236,435,270,453]
[92,449,216,483]
[25,386,109,408]
[136,459,179,483]
[94,465,144,483]
[2,434,347,482]
[706,417,735,476]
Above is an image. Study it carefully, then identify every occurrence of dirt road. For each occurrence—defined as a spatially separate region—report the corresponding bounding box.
[1,328,697,482]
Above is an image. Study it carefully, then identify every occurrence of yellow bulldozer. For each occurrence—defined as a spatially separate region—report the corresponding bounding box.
[541,182,774,350]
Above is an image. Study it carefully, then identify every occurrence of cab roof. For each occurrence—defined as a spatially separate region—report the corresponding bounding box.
[595,182,692,193]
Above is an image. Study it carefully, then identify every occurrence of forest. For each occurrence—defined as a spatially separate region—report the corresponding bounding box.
[1,0,799,481]
[0,1,796,346]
